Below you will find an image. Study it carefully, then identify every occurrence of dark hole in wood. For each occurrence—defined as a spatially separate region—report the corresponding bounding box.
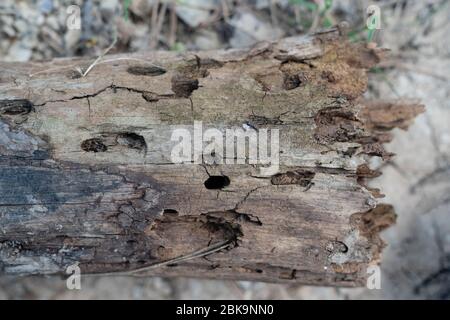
[162,209,179,217]
[117,132,147,151]
[171,75,199,98]
[283,74,301,90]
[127,65,167,76]
[0,99,33,115]
[204,176,230,189]
[163,209,178,214]
[81,138,107,152]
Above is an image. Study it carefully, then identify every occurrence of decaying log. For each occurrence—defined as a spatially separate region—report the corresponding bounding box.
[0,27,423,286]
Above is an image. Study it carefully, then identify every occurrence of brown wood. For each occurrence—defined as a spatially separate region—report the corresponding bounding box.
[0,27,423,286]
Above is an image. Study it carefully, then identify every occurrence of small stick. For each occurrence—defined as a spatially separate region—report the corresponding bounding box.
[81,29,118,77]
[84,239,232,277]
[150,2,168,50]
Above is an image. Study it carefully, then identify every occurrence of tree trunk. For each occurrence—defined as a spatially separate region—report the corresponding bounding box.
[0,28,423,286]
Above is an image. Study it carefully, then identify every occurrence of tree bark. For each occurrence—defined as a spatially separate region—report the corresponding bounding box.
[0,28,423,286]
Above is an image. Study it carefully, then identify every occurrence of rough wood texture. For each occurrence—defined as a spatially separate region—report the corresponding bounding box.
[0,28,423,286]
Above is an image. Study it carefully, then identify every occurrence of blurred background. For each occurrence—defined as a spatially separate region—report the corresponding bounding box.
[0,0,449,299]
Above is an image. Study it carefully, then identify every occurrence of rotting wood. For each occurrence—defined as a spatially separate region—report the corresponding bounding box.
[0,27,424,286]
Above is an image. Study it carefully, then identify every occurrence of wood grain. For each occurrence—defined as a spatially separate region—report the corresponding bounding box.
[0,28,423,286]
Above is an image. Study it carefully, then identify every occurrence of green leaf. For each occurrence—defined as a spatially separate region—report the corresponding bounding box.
[171,42,186,52]
[123,0,132,21]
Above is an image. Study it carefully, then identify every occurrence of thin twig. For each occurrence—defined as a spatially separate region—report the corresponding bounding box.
[81,29,118,77]
[152,2,168,49]
[84,240,232,277]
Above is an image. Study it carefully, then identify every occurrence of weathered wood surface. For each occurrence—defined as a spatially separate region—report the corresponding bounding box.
[0,28,423,286]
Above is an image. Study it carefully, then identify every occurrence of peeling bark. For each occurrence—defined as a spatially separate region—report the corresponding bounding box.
[0,28,423,286]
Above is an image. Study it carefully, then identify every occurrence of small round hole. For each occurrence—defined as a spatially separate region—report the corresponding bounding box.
[204,176,230,189]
